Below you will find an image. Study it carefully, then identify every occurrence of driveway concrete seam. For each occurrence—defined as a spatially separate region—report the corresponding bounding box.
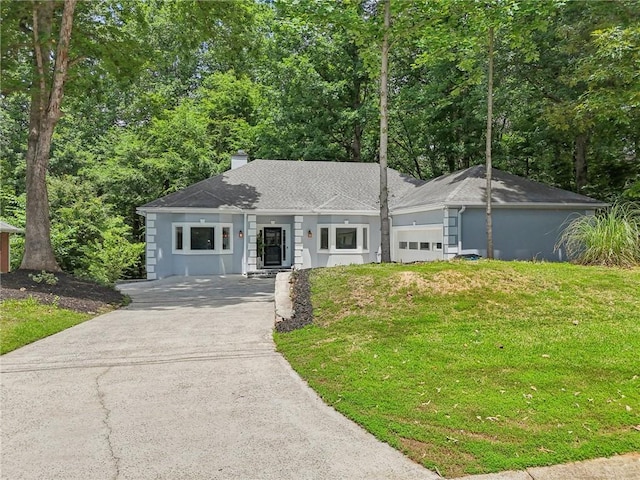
[96,367,120,480]
[2,349,279,374]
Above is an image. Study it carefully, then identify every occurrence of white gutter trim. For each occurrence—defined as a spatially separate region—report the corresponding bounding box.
[448,202,608,209]
[392,202,606,215]
[136,207,379,216]
[310,209,378,216]
[458,205,466,252]
[390,204,446,215]
[389,215,393,262]
[137,202,607,217]
[242,212,248,275]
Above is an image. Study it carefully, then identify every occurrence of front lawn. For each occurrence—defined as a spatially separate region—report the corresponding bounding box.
[274,261,640,478]
[1,298,92,354]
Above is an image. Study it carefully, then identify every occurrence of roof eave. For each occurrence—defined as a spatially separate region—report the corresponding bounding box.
[136,207,379,216]
[390,204,446,215]
[445,201,608,209]
[390,201,607,216]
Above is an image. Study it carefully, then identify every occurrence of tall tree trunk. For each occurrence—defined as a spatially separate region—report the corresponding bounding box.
[350,46,363,163]
[352,122,362,162]
[21,0,78,271]
[485,26,494,260]
[574,133,588,192]
[379,0,391,263]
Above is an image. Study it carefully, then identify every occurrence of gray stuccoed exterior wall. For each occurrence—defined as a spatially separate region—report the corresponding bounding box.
[299,214,380,268]
[145,206,597,278]
[459,207,592,261]
[148,212,245,278]
[391,210,443,227]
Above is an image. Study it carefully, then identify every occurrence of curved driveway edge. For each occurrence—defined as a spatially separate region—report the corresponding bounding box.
[1,275,440,480]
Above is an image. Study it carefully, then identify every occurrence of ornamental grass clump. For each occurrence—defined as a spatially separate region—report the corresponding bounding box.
[557,202,640,267]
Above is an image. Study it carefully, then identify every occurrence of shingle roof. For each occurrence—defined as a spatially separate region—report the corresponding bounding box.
[394,165,606,210]
[141,160,425,212]
[141,161,605,213]
[0,221,23,233]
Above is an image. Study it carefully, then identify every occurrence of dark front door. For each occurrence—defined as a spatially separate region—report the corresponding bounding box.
[263,227,282,267]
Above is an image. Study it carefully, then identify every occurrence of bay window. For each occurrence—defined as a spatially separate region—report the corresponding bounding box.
[317,224,370,253]
[320,227,329,250]
[191,227,215,250]
[175,226,184,250]
[336,227,357,250]
[172,223,233,254]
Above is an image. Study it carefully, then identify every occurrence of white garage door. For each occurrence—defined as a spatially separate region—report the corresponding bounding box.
[393,226,444,263]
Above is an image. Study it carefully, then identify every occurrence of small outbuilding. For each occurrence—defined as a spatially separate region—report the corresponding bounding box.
[0,221,23,273]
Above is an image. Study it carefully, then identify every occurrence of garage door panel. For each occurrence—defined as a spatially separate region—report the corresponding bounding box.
[393,227,444,262]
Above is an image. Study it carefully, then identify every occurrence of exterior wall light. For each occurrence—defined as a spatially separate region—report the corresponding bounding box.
[238,230,244,238]
[307,230,313,238]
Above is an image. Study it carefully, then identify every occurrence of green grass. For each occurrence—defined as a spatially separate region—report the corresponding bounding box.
[274,261,640,478]
[1,297,92,354]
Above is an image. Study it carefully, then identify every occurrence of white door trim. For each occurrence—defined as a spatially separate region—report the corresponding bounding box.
[257,223,292,267]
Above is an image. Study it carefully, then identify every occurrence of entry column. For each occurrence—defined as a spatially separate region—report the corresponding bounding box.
[294,215,304,269]
[247,214,258,272]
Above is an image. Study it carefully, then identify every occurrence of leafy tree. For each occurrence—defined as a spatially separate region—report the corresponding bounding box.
[255,1,377,162]
[1,0,259,274]
[48,176,143,283]
[89,71,261,233]
[3,0,78,271]
[1,0,149,271]
[511,0,639,194]
[414,0,559,257]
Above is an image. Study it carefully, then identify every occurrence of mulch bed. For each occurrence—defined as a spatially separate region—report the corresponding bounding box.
[275,268,314,333]
[1,269,127,314]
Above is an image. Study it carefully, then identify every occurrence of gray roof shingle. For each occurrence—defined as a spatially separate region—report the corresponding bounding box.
[141,160,425,212]
[0,221,23,233]
[141,161,605,212]
[394,165,606,210]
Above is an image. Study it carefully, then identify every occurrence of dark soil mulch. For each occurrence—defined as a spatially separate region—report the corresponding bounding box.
[275,268,314,333]
[0,269,127,314]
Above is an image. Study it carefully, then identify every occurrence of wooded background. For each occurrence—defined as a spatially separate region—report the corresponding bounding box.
[1,0,638,280]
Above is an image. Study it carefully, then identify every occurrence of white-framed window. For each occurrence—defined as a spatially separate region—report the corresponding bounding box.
[317,224,370,253]
[319,227,329,250]
[172,223,234,254]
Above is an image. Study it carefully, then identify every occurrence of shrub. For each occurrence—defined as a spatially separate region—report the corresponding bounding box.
[28,271,59,285]
[83,222,145,286]
[556,202,640,267]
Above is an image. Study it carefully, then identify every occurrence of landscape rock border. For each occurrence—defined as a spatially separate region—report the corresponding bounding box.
[274,269,314,333]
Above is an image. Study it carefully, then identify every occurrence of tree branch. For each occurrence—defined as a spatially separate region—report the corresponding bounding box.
[31,3,47,115]
[519,68,564,104]
[47,0,78,123]
[68,56,87,69]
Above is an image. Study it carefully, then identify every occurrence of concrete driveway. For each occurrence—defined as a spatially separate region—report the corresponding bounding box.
[1,275,439,480]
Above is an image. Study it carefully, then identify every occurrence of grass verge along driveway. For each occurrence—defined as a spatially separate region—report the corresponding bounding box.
[274,261,640,478]
[1,298,92,354]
